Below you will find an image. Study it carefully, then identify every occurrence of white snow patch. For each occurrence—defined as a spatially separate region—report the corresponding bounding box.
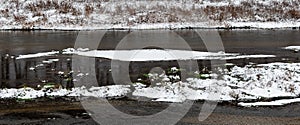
[0,85,130,99]
[14,48,274,61]
[62,48,89,54]
[63,48,275,61]
[283,46,300,51]
[16,51,59,59]
[132,62,300,104]
[29,67,35,71]
[42,59,59,64]
[226,22,300,29]
[239,98,300,107]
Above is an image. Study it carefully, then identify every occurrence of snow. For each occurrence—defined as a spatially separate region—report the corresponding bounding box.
[16,51,59,59]
[0,88,45,99]
[283,46,300,51]
[220,55,276,60]
[63,48,275,61]
[239,98,300,107]
[13,48,276,61]
[0,85,130,99]
[62,48,89,54]
[57,71,64,75]
[0,0,299,30]
[71,49,237,61]
[29,67,35,71]
[35,64,44,67]
[131,62,300,104]
[1,62,300,106]
[226,22,300,29]
[42,59,59,64]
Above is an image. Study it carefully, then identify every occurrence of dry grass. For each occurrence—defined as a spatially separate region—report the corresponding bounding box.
[287,9,300,19]
[1,0,300,28]
[24,0,82,15]
[106,0,300,24]
[13,14,26,23]
[84,4,94,17]
[0,9,9,18]
[201,0,300,22]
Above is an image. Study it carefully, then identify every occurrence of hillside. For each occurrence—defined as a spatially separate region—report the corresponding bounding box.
[0,0,300,30]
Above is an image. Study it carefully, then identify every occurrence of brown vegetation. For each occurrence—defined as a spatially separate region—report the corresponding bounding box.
[1,0,300,28]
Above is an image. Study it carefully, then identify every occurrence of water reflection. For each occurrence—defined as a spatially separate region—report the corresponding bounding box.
[0,55,185,89]
[0,30,300,88]
[1,52,300,89]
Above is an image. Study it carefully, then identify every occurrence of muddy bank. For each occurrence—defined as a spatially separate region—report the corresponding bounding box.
[0,98,300,124]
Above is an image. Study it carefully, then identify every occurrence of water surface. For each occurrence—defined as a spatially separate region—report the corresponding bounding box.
[0,30,299,88]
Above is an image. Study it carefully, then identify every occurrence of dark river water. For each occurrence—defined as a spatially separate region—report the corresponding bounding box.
[0,30,300,88]
[1,30,300,55]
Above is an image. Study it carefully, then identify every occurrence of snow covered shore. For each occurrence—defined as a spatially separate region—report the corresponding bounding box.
[1,62,300,107]
[0,0,299,30]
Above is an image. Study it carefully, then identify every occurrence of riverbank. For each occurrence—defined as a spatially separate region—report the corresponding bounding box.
[1,0,300,30]
[1,21,300,31]
[0,47,299,107]
[1,98,300,125]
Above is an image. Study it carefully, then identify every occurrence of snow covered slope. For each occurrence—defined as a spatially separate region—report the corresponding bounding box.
[0,0,299,30]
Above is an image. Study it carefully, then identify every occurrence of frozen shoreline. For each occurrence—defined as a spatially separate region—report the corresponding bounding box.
[1,45,298,107]
[3,59,300,107]
[1,21,300,31]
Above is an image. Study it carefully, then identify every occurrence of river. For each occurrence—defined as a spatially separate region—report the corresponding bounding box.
[0,29,300,124]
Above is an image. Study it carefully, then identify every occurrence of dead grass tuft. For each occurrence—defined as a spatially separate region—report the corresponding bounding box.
[0,9,9,18]
[85,4,94,17]
[287,9,300,19]
[202,0,300,22]
[13,14,26,23]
